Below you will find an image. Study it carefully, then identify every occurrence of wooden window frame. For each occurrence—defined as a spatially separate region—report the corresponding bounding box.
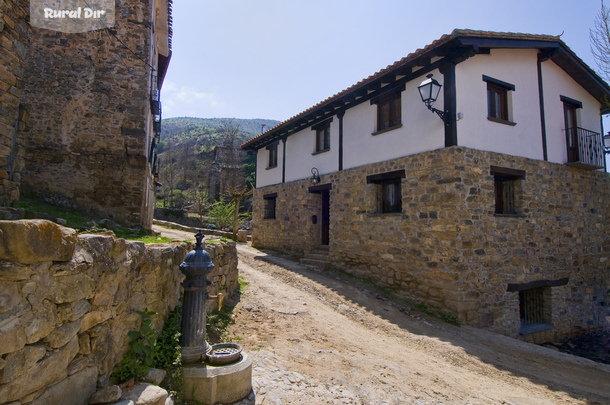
[367,170,405,214]
[483,75,515,125]
[266,143,278,169]
[490,166,525,215]
[312,120,331,153]
[263,193,277,220]
[374,92,402,133]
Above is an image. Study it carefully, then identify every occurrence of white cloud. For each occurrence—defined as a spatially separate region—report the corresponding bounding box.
[161,82,226,118]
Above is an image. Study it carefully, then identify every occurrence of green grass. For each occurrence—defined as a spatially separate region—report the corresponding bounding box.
[12,199,182,243]
[13,199,93,229]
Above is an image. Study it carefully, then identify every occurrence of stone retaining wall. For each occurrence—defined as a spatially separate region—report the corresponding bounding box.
[0,220,239,405]
[252,146,610,342]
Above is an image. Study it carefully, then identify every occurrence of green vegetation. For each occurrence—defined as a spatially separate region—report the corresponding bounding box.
[12,199,183,243]
[111,310,158,383]
[208,197,235,230]
[206,305,235,344]
[161,117,279,149]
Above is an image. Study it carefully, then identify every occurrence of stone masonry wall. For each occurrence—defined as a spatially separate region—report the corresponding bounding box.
[252,146,610,342]
[0,220,239,405]
[20,0,155,227]
[0,0,29,205]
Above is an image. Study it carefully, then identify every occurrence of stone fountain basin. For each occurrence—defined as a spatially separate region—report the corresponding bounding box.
[206,343,242,366]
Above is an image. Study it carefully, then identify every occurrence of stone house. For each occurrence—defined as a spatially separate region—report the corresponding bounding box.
[9,0,172,229]
[0,0,30,206]
[241,30,610,343]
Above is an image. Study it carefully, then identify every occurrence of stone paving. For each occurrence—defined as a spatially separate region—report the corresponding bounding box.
[233,349,373,405]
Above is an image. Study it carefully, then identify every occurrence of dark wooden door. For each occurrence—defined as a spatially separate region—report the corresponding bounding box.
[321,190,330,245]
[564,102,579,163]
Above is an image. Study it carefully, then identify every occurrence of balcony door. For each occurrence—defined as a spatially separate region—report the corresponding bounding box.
[564,102,579,163]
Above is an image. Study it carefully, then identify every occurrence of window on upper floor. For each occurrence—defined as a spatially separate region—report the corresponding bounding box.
[374,92,402,133]
[263,193,277,219]
[490,166,525,215]
[366,170,405,214]
[266,143,278,168]
[483,75,515,125]
[312,119,332,154]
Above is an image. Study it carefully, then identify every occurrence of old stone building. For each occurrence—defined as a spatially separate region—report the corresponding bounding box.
[242,30,610,343]
[16,0,172,228]
[0,0,30,206]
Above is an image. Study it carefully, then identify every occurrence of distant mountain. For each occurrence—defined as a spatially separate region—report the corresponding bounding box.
[155,117,281,210]
[160,117,281,152]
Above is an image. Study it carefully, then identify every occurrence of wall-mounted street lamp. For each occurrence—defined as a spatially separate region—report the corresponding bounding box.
[310,167,320,185]
[418,74,449,124]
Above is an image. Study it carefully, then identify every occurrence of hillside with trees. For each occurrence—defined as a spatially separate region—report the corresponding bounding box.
[156,117,280,230]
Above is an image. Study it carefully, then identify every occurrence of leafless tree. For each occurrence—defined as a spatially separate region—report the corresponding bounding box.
[161,143,177,207]
[591,1,610,81]
[226,184,253,240]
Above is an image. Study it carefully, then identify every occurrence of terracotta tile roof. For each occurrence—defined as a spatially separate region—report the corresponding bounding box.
[241,29,597,149]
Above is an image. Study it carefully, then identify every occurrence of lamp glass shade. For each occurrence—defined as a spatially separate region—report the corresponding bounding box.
[418,75,442,105]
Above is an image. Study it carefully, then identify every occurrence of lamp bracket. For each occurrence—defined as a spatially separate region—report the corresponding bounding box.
[427,105,449,125]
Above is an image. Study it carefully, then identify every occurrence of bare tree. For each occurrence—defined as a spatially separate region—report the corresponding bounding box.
[591,1,610,81]
[161,143,177,207]
[219,120,242,190]
[226,184,253,240]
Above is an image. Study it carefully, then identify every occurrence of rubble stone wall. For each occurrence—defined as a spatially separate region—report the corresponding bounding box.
[0,0,30,205]
[252,146,610,342]
[0,220,239,405]
[19,0,156,227]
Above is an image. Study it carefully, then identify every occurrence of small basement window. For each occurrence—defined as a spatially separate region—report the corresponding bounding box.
[263,193,277,219]
[490,166,525,215]
[519,287,552,334]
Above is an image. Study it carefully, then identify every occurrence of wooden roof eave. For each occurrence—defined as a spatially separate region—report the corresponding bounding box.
[458,36,610,115]
[242,43,470,151]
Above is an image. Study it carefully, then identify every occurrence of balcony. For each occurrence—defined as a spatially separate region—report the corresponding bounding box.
[565,127,605,170]
[153,101,162,136]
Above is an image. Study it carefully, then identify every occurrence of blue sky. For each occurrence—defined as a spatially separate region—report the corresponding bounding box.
[161,0,606,123]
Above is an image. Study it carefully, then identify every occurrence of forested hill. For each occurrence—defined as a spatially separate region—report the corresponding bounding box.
[159,117,281,151]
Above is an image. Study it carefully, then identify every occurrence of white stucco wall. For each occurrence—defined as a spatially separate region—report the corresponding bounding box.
[456,49,544,160]
[285,120,339,183]
[256,142,283,188]
[342,69,445,170]
[255,49,606,189]
[540,60,603,165]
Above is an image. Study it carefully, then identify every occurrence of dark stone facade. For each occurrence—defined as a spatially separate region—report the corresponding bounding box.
[252,146,610,342]
[0,0,30,205]
[16,0,168,228]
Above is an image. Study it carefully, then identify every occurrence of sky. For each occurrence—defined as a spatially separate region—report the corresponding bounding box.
[161,0,607,124]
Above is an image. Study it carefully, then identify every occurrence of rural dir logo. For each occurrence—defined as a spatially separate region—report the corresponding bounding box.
[30,0,115,33]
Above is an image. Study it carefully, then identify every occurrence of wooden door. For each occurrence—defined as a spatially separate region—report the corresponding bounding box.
[321,190,330,245]
[564,103,579,163]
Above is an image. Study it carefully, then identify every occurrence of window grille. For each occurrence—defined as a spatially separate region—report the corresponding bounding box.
[519,287,548,327]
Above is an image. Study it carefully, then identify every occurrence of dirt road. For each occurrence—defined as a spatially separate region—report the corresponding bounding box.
[152,226,610,404]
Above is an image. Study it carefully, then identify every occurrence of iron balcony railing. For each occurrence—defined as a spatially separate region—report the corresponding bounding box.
[153,101,162,136]
[151,71,160,115]
[566,127,605,170]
